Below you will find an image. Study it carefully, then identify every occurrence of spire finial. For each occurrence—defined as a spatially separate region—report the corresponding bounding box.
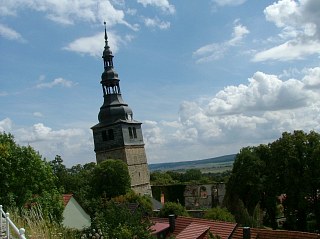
[104,21,107,42]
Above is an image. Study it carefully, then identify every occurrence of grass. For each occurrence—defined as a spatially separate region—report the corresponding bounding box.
[8,206,80,239]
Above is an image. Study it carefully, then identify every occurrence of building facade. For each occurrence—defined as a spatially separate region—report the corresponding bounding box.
[91,24,151,195]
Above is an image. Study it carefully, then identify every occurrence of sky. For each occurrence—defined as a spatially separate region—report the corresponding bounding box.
[1,0,320,167]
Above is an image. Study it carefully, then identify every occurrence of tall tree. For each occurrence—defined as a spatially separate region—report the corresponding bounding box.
[0,132,63,222]
[225,130,320,231]
[92,159,131,199]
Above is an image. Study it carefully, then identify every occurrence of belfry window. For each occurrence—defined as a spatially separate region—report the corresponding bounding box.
[133,127,137,138]
[102,129,114,141]
[108,129,114,140]
[129,127,133,139]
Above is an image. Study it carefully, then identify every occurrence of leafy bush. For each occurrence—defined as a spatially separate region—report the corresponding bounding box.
[159,202,189,217]
[203,207,235,222]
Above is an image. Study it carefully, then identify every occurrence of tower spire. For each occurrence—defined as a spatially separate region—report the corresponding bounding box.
[102,22,113,69]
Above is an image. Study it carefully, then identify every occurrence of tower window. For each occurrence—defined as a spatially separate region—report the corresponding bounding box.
[101,129,114,141]
[108,129,114,140]
[129,127,133,139]
[133,127,137,138]
[102,130,108,141]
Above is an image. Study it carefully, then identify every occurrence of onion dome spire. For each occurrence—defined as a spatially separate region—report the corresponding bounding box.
[98,22,132,124]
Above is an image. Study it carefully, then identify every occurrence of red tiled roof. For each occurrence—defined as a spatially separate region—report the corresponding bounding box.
[151,222,170,235]
[62,194,73,207]
[257,228,320,239]
[231,226,258,239]
[151,216,237,239]
[231,227,320,239]
[176,222,209,239]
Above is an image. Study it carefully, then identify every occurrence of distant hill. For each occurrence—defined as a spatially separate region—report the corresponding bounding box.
[148,154,236,172]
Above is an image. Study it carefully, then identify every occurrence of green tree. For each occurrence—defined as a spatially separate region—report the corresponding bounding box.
[0,132,63,222]
[89,200,154,239]
[150,171,177,185]
[92,159,131,199]
[203,207,235,222]
[182,169,202,182]
[225,130,320,231]
[159,202,189,217]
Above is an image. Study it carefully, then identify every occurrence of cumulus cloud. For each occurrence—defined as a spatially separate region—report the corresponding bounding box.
[137,0,175,14]
[36,77,76,89]
[0,23,25,42]
[143,120,165,146]
[0,0,130,27]
[10,122,95,165]
[145,67,320,163]
[143,17,170,30]
[194,21,249,63]
[253,0,320,61]
[63,31,132,56]
[0,118,12,132]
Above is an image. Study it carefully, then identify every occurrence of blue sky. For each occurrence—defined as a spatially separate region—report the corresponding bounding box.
[1,0,320,166]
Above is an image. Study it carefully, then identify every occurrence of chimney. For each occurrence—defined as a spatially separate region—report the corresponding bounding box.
[168,214,175,233]
[243,227,251,239]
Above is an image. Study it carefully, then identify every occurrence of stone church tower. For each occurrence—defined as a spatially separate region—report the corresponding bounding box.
[91,24,151,195]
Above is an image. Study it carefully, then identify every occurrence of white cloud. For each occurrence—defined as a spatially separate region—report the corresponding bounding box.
[36,77,76,89]
[253,39,320,62]
[137,0,175,14]
[63,31,129,57]
[228,22,250,46]
[0,0,130,27]
[145,67,320,163]
[212,0,247,7]
[11,122,95,165]
[194,21,249,63]
[253,0,320,61]
[33,112,44,118]
[143,17,170,30]
[143,120,165,146]
[0,118,12,132]
[0,23,25,42]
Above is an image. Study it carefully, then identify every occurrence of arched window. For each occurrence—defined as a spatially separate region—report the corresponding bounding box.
[129,127,133,139]
[133,127,137,138]
[200,186,207,198]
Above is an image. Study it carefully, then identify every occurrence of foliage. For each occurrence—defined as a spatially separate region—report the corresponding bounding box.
[89,200,154,239]
[159,202,189,217]
[112,191,153,214]
[203,207,235,222]
[0,132,63,222]
[208,232,222,239]
[9,205,80,239]
[182,169,202,182]
[150,171,177,185]
[225,130,320,231]
[92,159,131,199]
[49,157,97,215]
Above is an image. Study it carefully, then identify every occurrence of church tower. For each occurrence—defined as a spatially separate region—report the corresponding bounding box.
[91,23,151,195]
